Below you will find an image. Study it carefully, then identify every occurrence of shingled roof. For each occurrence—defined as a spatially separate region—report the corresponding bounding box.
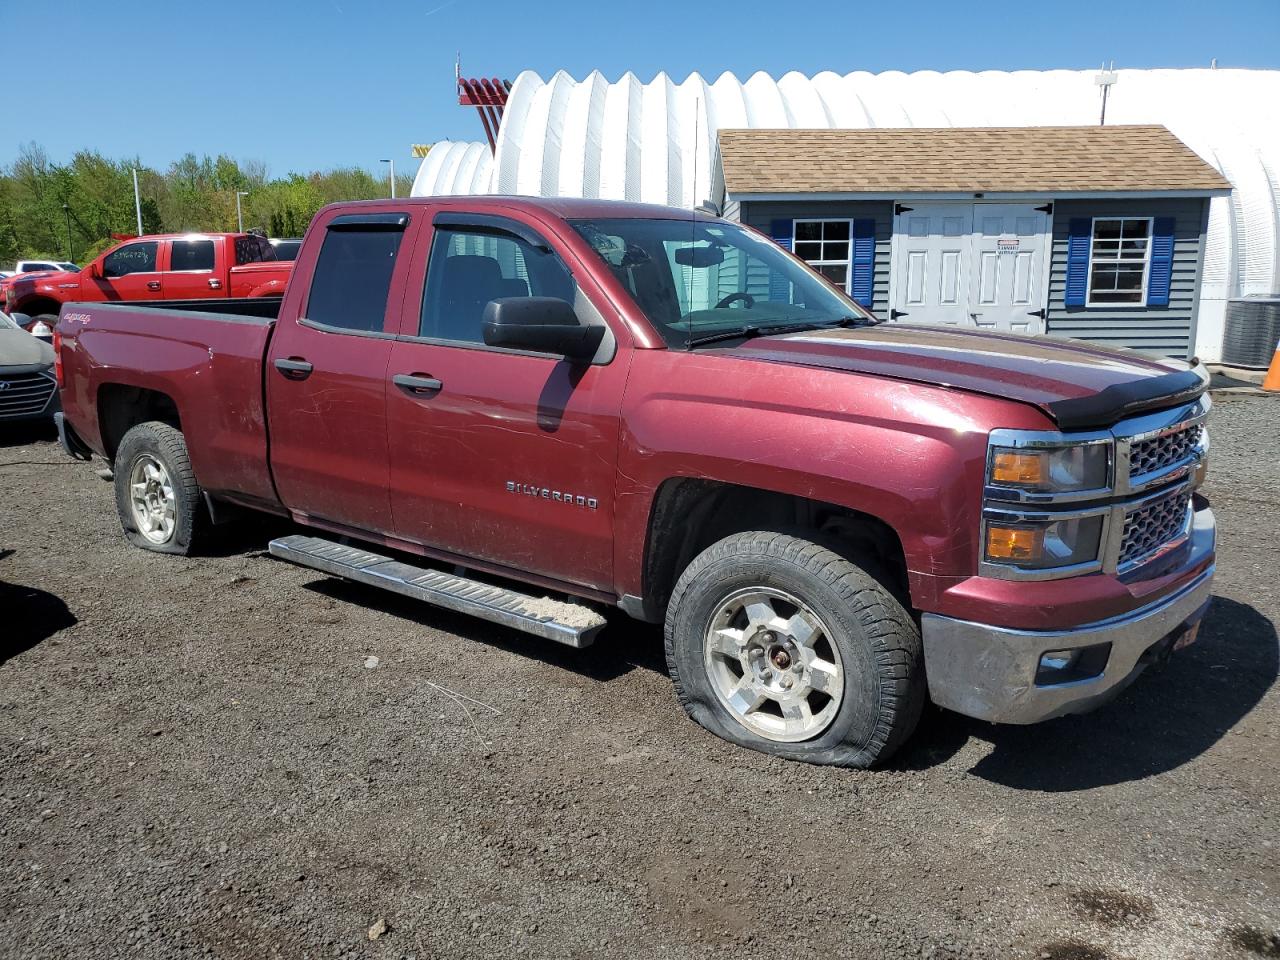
[717,125,1231,195]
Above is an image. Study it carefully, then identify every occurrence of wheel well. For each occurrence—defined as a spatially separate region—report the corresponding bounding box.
[16,297,60,318]
[98,385,182,462]
[641,479,910,621]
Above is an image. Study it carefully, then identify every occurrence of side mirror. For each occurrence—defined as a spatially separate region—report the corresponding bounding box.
[86,262,101,279]
[482,297,604,362]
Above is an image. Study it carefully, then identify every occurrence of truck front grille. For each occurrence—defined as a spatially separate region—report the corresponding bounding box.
[1120,489,1192,568]
[1129,422,1202,482]
[0,371,56,419]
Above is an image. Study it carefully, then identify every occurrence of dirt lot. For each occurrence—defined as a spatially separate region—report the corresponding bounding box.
[1,394,1277,960]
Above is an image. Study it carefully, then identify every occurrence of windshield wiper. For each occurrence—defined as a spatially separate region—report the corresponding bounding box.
[685,315,877,349]
[685,325,767,348]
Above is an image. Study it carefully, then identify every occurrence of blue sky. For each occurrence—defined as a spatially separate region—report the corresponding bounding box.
[4,0,1277,176]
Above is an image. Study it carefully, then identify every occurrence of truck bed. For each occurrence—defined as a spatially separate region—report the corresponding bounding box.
[57,300,281,511]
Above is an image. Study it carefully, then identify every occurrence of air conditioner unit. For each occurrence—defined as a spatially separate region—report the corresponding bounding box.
[1221,296,1280,369]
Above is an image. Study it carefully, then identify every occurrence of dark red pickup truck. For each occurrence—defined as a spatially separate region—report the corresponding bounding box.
[52,197,1215,767]
[4,232,290,324]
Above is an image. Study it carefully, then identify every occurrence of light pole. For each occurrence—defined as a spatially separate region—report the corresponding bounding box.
[131,168,144,236]
[62,204,73,262]
[380,158,395,199]
[236,191,249,233]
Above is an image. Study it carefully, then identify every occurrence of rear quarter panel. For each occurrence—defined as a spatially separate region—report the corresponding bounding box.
[228,261,291,299]
[57,303,277,505]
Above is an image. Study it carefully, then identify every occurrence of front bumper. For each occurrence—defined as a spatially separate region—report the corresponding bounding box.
[922,505,1215,724]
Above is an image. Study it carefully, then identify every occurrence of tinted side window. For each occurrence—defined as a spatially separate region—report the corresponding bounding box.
[420,228,574,342]
[169,239,215,272]
[305,227,405,333]
[102,242,158,278]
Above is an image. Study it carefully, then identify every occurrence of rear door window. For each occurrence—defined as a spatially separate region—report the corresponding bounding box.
[169,239,216,272]
[304,218,408,333]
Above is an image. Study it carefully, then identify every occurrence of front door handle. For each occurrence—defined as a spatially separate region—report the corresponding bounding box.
[146,280,161,291]
[274,357,314,380]
[393,373,443,394]
[208,278,223,290]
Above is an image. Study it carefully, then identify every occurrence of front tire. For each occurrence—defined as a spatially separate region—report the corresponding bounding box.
[113,421,208,555]
[664,531,924,768]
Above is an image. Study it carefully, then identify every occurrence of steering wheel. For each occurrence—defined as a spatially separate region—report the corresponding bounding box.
[714,292,755,309]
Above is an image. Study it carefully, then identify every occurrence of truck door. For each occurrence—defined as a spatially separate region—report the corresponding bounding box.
[266,211,416,536]
[160,236,223,300]
[89,240,165,301]
[385,212,628,592]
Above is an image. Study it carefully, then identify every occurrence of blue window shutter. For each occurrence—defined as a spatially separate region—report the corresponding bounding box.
[1147,217,1175,307]
[850,219,875,307]
[769,219,793,302]
[1065,218,1091,307]
[770,219,793,251]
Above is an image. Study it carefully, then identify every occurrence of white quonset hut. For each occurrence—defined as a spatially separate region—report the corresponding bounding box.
[412,68,1280,362]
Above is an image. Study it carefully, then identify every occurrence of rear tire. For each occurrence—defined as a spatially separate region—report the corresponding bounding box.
[113,421,208,556]
[664,531,924,768]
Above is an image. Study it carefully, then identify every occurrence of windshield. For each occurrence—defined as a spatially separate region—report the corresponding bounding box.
[569,218,874,348]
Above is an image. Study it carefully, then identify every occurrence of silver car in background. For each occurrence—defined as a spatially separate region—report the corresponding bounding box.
[0,312,59,423]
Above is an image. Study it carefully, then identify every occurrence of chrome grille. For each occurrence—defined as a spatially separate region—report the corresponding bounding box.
[0,371,56,419]
[1120,490,1192,567]
[1129,422,1202,480]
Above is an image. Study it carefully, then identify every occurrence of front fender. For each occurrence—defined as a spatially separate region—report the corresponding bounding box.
[612,349,1053,608]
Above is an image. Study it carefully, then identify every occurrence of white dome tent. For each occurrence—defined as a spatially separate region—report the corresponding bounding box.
[412,68,1280,361]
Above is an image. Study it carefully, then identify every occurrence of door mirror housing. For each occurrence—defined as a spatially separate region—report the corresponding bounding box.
[481,297,603,361]
[85,262,101,279]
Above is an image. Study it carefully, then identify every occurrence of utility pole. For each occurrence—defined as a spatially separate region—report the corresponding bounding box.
[1095,60,1118,126]
[131,168,144,236]
[236,191,249,233]
[380,158,396,199]
[63,204,73,262]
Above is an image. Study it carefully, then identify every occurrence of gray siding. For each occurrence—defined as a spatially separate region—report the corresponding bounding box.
[1047,198,1208,359]
[740,200,894,316]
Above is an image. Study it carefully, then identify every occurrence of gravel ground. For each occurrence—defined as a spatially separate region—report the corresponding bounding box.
[1,394,1277,960]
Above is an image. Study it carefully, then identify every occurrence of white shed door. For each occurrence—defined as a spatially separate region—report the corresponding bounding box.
[893,204,973,326]
[891,202,1049,334]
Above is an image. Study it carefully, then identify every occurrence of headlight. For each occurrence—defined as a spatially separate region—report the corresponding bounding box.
[987,441,1110,494]
[984,514,1105,570]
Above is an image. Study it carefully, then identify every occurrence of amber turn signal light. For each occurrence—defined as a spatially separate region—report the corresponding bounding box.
[986,525,1044,562]
[990,450,1045,486]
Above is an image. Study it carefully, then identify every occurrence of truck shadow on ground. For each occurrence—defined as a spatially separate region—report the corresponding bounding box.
[0,420,57,449]
[895,596,1278,790]
[0,571,77,666]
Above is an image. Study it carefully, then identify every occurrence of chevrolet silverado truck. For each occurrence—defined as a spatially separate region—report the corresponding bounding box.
[51,197,1215,767]
[4,232,290,326]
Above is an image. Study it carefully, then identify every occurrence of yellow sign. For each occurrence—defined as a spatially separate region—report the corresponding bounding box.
[411,144,432,158]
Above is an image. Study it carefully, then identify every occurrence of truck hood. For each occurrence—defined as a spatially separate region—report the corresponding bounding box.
[722,324,1207,429]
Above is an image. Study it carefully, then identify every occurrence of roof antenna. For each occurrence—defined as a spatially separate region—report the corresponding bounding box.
[1094,60,1117,126]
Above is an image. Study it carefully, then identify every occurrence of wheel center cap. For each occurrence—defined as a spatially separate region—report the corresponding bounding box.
[769,646,792,669]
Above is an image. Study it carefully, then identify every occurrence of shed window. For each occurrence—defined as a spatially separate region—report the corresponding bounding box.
[792,219,851,289]
[1088,217,1151,305]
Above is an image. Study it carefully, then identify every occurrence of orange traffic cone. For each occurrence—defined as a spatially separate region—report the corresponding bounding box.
[1264,337,1280,392]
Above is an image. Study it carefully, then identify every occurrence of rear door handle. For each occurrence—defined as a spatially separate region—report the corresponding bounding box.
[274,357,314,380]
[393,373,443,394]
[146,280,161,291]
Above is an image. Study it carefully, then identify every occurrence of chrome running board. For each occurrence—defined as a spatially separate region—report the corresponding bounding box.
[268,534,606,648]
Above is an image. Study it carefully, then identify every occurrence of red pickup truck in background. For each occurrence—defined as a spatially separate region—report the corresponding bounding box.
[51,197,1215,768]
[3,232,291,324]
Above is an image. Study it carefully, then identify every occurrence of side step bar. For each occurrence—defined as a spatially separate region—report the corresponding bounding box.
[268,535,606,648]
